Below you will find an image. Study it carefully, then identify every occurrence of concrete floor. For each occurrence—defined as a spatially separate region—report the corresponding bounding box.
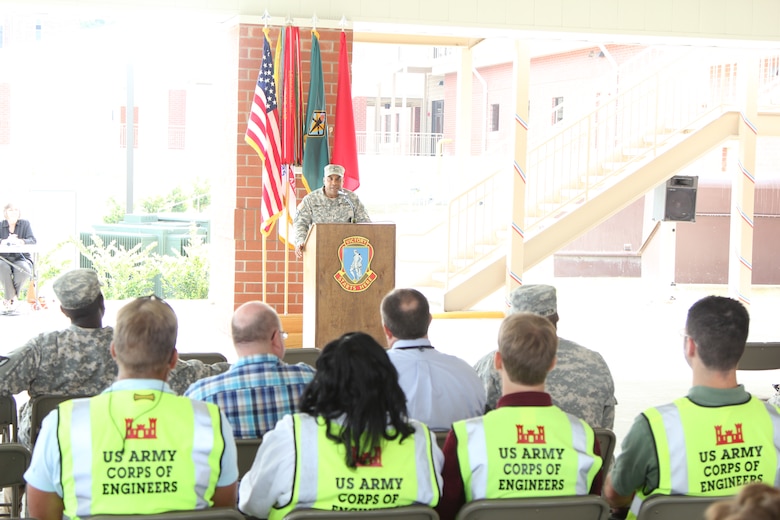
[2,275,779,454]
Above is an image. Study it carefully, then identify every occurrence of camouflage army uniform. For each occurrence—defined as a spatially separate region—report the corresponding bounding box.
[293,187,371,246]
[473,337,617,429]
[0,325,229,448]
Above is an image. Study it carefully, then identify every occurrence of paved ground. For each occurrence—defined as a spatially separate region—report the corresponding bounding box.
[3,275,779,453]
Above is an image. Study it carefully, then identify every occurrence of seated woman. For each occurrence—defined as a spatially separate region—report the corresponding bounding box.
[238,332,443,519]
[0,202,37,310]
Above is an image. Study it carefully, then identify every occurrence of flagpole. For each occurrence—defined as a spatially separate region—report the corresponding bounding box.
[262,233,267,302]
[283,179,290,314]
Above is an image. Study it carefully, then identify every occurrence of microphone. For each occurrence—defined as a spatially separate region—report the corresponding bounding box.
[339,190,356,223]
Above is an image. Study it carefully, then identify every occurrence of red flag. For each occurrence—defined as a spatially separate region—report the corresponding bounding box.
[281,26,302,165]
[332,31,360,191]
[244,31,283,235]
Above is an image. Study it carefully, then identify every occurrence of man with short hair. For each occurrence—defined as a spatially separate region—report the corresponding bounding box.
[293,163,371,258]
[25,296,238,520]
[436,312,603,520]
[185,301,315,438]
[473,284,617,428]
[380,288,485,430]
[604,296,780,519]
[0,268,230,449]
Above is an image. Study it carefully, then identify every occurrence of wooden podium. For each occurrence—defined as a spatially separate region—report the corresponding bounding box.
[302,223,396,349]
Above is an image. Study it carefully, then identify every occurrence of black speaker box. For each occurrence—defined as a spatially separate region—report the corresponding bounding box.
[653,175,698,222]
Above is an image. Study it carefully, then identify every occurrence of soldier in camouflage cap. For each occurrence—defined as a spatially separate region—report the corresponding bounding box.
[293,163,371,258]
[473,283,618,429]
[0,268,231,449]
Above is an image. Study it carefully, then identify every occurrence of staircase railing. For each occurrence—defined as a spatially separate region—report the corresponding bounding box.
[444,47,780,289]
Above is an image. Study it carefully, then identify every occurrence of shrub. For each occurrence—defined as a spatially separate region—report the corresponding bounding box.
[73,235,159,299]
[158,226,210,299]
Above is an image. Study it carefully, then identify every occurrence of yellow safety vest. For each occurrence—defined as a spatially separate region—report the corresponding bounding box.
[58,390,224,520]
[453,405,601,501]
[628,396,780,519]
[270,414,440,520]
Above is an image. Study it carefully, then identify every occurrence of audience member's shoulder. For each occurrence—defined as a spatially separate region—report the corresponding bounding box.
[558,337,609,364]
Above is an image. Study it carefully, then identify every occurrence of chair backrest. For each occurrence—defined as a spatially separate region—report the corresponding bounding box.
[89,508,246,520]
[434,430,448,450]
[30,394,78,448]
[236,437,263,479]
[593,427,616,473]
[284,506,439,520]
[283,348,321,367]
[0,442,32,517]
[738,341,780,370]
[635,495,717,520]
[455,496,609,520]
[179,352,229,364]
[0,393,18,442]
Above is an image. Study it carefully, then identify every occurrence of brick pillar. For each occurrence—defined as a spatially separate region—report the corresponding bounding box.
[233,25,352,314]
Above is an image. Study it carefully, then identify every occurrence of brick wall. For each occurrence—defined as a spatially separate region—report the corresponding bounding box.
[234,25,352,312]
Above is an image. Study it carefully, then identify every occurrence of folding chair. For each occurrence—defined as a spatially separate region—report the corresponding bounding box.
[593,427,616,473]
[434,430,449,450]
[283,348,321,368]
[635,495,717,520]
[29,394,76,449]
[738,342,780,370]
[0,394,17,443]
[236,438,263,480]
[0,443,32,518]
[179,352,228,364]
[284,505,439,520]
[455,495,609,520]
[89,508,245,519]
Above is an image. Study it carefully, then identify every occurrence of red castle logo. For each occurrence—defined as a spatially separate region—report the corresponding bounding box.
[516,425,546,444]
[352,446,382,467]
[715,423,744,445]
[125,418,158,439]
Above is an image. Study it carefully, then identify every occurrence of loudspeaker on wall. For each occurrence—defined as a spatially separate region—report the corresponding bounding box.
[653,175,698,222]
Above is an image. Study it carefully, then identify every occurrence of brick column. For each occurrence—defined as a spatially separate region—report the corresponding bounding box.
[233,25,351,314]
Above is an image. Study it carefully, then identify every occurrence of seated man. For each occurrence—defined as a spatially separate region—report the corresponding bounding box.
[380,288,485,430]
[24,296,238,520]
[605,296,780,519]
[473,284,617,428]
[0,268,231,448]
[436,312,603,520]
[185,301,315,438]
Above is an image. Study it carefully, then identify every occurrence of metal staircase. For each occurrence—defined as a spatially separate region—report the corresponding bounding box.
[438,47,780,311]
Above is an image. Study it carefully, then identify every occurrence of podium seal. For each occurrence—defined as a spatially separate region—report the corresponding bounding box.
[334,235,377,292]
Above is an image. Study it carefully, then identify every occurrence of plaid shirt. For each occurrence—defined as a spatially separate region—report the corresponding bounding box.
[184,353,315,439]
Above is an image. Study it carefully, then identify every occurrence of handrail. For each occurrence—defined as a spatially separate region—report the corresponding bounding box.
[443,47,780,289]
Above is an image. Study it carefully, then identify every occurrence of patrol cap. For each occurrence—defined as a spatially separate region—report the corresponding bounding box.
[53,269,101,310]
[324,164,345,178]
[508,284,557,317]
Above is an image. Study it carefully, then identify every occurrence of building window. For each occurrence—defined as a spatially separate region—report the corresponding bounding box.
[168,89,186,150]
[120,106,139,149]
[35,20,42,41]
[552,96,564,125]
[490,104,500,132]
[0,26,4,49]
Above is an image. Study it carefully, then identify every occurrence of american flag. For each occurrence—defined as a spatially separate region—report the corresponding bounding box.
[245,33,283,235]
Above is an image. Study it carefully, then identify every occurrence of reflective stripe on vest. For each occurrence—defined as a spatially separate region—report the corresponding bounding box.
[453,406,601,501]
[58,390,224,519]
[270,414,439,520]
[628,396,780,519]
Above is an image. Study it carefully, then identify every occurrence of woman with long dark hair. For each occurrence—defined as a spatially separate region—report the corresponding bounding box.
[239,332,442,519]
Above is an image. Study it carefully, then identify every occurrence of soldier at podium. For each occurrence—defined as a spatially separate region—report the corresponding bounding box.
[293,164,371,258]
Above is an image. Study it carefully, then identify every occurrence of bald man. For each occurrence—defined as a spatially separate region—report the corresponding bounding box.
[185,301,315,438]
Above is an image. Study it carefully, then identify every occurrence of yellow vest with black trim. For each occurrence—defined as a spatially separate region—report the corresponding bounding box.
[58,389,225,520]
[453,405,602,501]
[627,396,780,520]
[270,414,440,520]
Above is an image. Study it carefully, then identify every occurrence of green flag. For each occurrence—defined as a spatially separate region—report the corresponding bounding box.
[302,30,329,193]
